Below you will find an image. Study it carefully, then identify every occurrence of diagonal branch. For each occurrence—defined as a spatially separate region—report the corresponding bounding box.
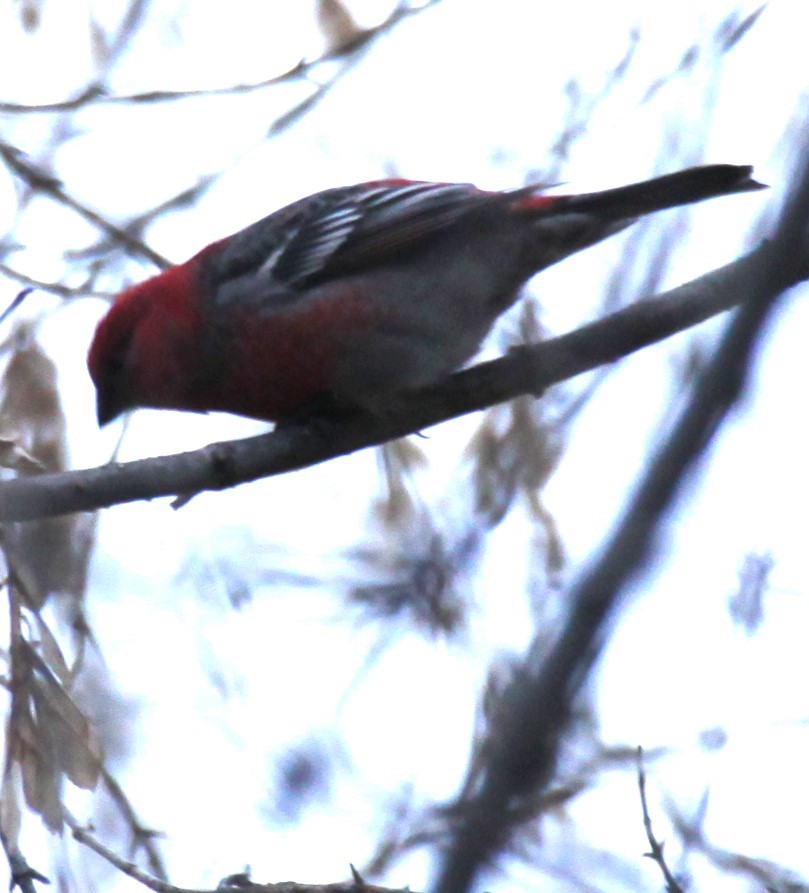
[0,261,115,300]
[0,140,170,270]
[0,237,804,524]
[430,153,809,893]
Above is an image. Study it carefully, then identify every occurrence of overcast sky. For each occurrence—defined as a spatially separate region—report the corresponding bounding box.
[1,2,808,892]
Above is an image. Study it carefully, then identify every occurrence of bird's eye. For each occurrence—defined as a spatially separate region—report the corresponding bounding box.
[104,351,126,379]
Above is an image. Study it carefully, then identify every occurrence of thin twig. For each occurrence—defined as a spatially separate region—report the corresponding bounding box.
[636,747,684,893]
[0,1,442,115]
[68,809,419,893]
[0,827,49,893]
[65,813,199,893]
[0,262,114,301]
[668,796,807,890]
[0,140,170,270]
[101,767,169,882]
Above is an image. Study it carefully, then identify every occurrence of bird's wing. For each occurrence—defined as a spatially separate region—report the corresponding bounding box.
[208,180,532,289]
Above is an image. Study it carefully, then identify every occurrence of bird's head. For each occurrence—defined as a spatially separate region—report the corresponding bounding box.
[87,263,205,426]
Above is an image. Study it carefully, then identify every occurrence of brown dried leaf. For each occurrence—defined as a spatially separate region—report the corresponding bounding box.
[0,326,65,468]
[6,550,44,610]
[0,436,45,473]
[5,637,100,831]
[34,613,71,685]
[0,770,22,849]
[17,707,63,832]
[373,439,427,528]
[30,671,102,791]
[509,397,564,499]
[0,324,95,605]
[316,0,366,53]
[19,0,43,31]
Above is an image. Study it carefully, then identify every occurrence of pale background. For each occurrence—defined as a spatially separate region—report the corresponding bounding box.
[0,1,807,891]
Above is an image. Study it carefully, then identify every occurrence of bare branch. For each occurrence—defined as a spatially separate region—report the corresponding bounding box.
[69,809,420,893]
[0,826,49,893]
[0,236,803,524]
[643,6,764,103]
[101,768,169,882]
[66,812,196,893]
[0,262,114,301]
[430,147,809,893]
[0,140,170,270]
[637,747,685,893]
[0,1,442,115]
[669,797,809,891]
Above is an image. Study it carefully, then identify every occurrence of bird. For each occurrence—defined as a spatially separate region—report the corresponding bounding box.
[88,164,764,426]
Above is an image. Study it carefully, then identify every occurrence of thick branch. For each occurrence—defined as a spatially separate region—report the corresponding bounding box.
[431,158,809,893]
[0,240,803,524]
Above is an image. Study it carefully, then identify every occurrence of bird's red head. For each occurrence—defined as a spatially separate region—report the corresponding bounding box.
[87,261,206,426]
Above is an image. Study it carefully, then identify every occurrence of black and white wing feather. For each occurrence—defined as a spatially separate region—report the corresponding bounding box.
[208,180,527,290]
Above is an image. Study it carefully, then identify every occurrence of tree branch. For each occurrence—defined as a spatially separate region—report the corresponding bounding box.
[69,811,416,893]
[430,154,809,893]
[0,826,49,893]
[0,140,170,270]
[0,239,804,524]
[637,747,684,893]
[0,1,441,115]
[0,261,114,301]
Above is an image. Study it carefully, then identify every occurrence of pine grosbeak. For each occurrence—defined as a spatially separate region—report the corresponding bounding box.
[88,165,763,425]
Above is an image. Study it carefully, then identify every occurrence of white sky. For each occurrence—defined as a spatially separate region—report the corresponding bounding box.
[1,1,808,891]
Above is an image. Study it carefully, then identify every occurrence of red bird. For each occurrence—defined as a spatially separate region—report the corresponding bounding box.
[88,165,763,426]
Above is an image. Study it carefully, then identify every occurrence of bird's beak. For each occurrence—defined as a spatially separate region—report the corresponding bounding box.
[95,387,125,427]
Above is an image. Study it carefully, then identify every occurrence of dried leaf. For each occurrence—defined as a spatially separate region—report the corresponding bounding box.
[0,325,65,469]
[465,416,516,525]
[5,639,101,833]
[316,0,366,53]
[0,436,45,473]
[19,0,43,32]
[0,770,22,850]
[34,613,71,685]
[30,670,102,790]
[90,18,110,66]
[0,324,96,605]
[17,706,63,832]
[373,439,426,528]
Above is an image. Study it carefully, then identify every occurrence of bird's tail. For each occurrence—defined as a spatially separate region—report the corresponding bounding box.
[509,164,765,277]
[544,164,766,220]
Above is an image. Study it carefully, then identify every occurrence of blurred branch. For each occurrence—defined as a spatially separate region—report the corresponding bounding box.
[0,140,170,270]
[67,813,186,893]
[430,149,809,893]
[0,262,114,301]
[0,827,49,893]
[0,234,805,523]
[0,2,442,284]
[63,172,222,275]
[69,808,417,893]
[101,767,169,882]
[643,5,765,103]
[0,1,441,115]
[668,797,808,891]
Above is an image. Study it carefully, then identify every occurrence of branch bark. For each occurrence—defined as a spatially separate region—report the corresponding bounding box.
[431,156,809,893]
[0,238,803,524]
